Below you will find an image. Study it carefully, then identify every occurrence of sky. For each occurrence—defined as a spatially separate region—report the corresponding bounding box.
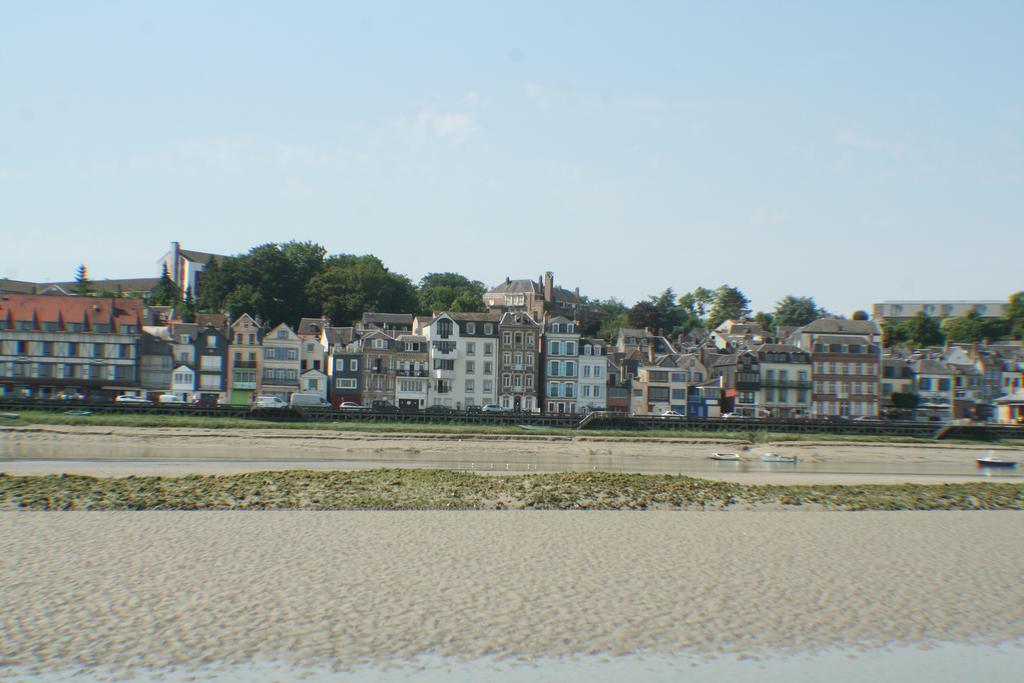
[1,1,1022,316]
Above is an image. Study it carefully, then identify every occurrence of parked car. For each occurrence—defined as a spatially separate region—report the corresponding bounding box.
[369,400,398,413]
[192,394,220,408]
[55,391,85,401]
[424,404,454,415]
[660,410,684,418]
[115,394,151,404]
[339,402,368,411]
[253,395,287,409]
[157,394,186,404]
[290,393,331,408]
[480,404,504,413]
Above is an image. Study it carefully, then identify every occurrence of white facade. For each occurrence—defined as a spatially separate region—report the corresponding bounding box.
[420,314,499,409]
[170,364,195,399]
[576,341,607,412]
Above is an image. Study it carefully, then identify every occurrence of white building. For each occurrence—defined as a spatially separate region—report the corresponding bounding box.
[576,338,607,412]
[418,313,500,409]
[261,323,301,400]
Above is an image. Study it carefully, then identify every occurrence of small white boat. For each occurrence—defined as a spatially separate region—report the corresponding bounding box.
[710,452,741,461]
[761,452,798,463]
[0,412,19,420]
[976,454,1018,468]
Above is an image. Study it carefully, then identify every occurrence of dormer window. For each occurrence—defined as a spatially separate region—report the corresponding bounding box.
[484,323,493,335]
[277,330,288,339]
[467,323,476,334]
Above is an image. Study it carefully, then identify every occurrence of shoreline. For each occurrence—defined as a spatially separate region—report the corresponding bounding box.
[3,423,1023,485]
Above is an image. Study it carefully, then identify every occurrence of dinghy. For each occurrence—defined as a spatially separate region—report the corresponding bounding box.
[976,454,1017,468]
[761,452,798,463]
[709,452,741,461]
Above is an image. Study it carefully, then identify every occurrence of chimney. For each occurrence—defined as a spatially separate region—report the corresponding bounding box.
[505,276,510,284]
[574,287,579,298]
[544,272,554,303]
[647,342,655,364]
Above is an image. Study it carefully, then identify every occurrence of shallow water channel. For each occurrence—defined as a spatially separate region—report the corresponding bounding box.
[2,438,1021,483]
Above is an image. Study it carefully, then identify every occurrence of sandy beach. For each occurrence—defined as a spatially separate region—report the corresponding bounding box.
[2,424,1021,483]
[1,510,1022,680]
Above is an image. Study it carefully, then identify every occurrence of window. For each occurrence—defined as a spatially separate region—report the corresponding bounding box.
[549,360,560,376]
[437,319,454,338]
[483,361,493,374]
[482,379,492,393]
[938,378,951,391]
[466,342,476,356]
[583,365,591,378]
[549,341,561,355]
[502,374,511,387]
[548,382,559,397]
[350,359,359,372]
[526,353,534,366]
[336,378,357,389]
[593,386,601,398]
[484,343,493,356]
[525,375,534,388]
[200,356,222,371]
[526,333,534,346]
[919,378,932,391]
[565,342,577,356]
[503,352,512,365]
[503,333,512,345]
[276,329,288,339]
[564,383,575,398]
[484,324,493,335]
[565,361,576,376]
[467,323,476,334]
[465,379,475,393]
[248,334,255,344]
[206,336,218,349]
[671,388,686,400]
[594,366,601,379]
[513,352,522,365]
[514,332,523,345]
[465,360,475,374]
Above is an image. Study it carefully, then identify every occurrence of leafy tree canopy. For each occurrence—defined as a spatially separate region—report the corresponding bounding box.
[307,255,418,325]
[417,273,486,314]
[706,285,751,329]
[773,295,823,327]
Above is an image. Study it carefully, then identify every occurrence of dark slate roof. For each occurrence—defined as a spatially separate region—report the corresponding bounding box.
[179,248,225,264]
[0,278,40,294]
[754,343,806,354]
[297,317,331,336]
[800,318,881,335]
[486,279,542,295]
[323,326,356,346]
[914,358,954,375]
[361,312,413,326]
[42,277,161,293]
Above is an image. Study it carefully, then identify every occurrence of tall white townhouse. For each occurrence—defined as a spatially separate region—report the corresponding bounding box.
[576,338,607,412]
[418,312,500,409]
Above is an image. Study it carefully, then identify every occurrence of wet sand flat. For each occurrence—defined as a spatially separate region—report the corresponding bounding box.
[1,511,1023,678]
[2,424,1021,483]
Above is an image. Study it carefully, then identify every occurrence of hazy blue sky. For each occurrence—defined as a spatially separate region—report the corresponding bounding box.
[2,1,1022,315]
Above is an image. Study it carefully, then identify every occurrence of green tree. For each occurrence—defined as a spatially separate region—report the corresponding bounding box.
[904,312,944,348]
[942,307,1006,343]
[773,295,822,327]
[417,273,487,313]
[307,254,418,325]
[148,263,179,306]
[881,319,908,348]
[678,287,716,324]
[626,300,661,330]
[179,286,197,323]
[73,264,91,295]
[1006,291,1024,339]
[707,285,751,329]
[754,311,776,332]
[590,298,629,339]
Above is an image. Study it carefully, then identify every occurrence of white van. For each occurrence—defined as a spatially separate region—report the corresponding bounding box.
[157,394,186,404]
[253,395,287,409]
[289,393,331,408]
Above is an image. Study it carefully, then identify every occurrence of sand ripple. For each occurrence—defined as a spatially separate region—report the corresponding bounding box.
[1,511,1023,677]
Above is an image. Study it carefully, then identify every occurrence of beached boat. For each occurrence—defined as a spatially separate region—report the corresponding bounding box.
[0,412,19,420]
[64,410,93,416]
[761,452,798,463]
[976,455,1018,468]
[709,452,741,461]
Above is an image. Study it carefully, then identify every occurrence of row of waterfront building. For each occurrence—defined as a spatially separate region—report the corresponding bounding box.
[3,292,1023,422]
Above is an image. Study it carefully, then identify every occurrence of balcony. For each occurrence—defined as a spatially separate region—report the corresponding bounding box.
[233,360,258,368]
[761,378,812,388]
[397,369,428,377]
